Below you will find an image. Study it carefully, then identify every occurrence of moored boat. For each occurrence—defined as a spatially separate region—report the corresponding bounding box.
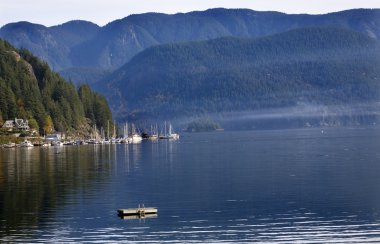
[63,141,76,145]
[168,123,179,140]
[159,121,179,140]
[3,142,16,148]
[19,140,34,147]
[51,141,63,146]
[131,134,142,143]
[145,124,159,140]
[86,139,100,144]
[130,123,142,143]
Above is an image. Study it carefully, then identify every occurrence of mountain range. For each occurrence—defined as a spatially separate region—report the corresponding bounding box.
[1,8,380,126]
[1,8,380,82]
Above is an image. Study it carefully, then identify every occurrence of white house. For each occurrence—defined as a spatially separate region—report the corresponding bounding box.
[2,118,29,130]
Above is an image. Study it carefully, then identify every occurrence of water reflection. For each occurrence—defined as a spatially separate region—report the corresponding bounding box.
[1,128,380,242]
[118,214,158,220]
[0,145,115,240]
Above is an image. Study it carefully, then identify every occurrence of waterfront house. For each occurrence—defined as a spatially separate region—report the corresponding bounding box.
[2,118,29,130]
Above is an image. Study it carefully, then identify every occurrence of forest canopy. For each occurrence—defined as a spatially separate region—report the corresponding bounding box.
[0,39,112,135]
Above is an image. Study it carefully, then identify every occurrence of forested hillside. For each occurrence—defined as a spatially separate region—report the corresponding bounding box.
[99,27,380,121]
[0,39,112,135]
[1,9,380,85]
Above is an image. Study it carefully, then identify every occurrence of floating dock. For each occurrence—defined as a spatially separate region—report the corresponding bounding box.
[117,206,157,217]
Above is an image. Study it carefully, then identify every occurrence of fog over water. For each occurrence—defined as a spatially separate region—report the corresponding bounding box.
[170,102,380,130]
[220,103,380,121]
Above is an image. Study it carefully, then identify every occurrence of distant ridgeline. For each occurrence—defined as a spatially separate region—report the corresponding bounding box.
[0,39,112,135]
[1,8,380,78]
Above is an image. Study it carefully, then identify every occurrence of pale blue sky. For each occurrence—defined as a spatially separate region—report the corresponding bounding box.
[2,0,380,27]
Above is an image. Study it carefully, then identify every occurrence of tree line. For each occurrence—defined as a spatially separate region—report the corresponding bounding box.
[0,39,112,135]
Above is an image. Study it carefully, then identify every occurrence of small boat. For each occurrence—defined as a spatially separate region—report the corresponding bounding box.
[75,140,87,145]
[131,134,142,143]
[146,134,158,140]
[3,142,16,148]
[51,141,63,146]
[112,138,122,144]
[122,137,132,144]
[86,139,100,144]
[19,140,34,147]
[63,141,76,145]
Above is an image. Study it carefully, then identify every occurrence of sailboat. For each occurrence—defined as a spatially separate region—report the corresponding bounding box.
[122,122,131,144]
[87,124,101,144]
[111,120,118,143]
[130,123,142,143]
[159,121,169,139]
[159,121,179,140]
[146,124,158,140]
[168,122,180,140]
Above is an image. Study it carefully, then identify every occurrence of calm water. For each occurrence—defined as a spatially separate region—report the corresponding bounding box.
[1,127,380,243]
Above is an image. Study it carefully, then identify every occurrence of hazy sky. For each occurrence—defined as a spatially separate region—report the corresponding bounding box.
[2,0,380,27]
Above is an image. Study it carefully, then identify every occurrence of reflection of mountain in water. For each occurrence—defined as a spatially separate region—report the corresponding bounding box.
[1,131,380,242]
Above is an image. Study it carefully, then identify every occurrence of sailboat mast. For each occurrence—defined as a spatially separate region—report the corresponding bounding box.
[165,121,167,137]
[113,120,116,138]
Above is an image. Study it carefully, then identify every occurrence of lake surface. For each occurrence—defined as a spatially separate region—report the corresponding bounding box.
[1,127,380,243]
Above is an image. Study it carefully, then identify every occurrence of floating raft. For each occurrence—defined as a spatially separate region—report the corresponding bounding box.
[117,207,158,217]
